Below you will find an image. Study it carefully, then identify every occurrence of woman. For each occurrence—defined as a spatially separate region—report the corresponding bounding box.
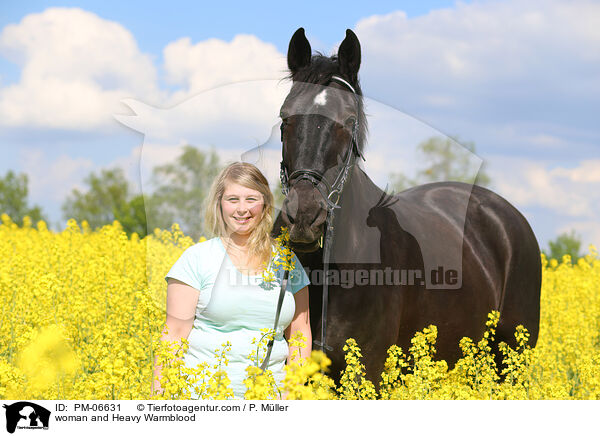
[153,162,311,399]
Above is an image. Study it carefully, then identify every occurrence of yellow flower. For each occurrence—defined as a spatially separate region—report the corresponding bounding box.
[1,216,598,400]
[17,325,80,394]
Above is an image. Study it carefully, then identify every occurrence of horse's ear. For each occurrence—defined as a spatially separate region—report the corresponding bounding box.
[338,29,361,82]
[287,27,312,75]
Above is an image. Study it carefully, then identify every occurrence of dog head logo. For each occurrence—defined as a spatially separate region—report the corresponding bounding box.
[3,402,51,433]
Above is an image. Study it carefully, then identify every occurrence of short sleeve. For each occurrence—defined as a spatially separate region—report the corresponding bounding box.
[164,246,205,291]
[287,252,310,294]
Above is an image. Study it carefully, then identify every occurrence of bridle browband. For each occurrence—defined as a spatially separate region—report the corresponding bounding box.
[278,75,365,354]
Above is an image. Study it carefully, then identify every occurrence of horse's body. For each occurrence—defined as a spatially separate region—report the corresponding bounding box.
[275,28,541,385]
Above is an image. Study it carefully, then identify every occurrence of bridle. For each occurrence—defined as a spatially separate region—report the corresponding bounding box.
[279,75,365,354]
[279,76,364,210]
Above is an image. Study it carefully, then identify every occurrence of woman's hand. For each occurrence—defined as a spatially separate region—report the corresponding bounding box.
[285,286,311,364]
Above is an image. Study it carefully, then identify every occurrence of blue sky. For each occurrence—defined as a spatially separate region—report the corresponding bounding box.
[0,1,465,55]
[0,0,599,251]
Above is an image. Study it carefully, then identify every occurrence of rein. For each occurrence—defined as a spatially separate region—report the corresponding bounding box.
[279,75,364,354]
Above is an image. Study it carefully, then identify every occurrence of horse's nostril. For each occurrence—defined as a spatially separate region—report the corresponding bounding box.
[286,211,295,225]
[312,207,325,226]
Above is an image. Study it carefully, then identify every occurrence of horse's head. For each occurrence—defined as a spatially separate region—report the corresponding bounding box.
[279,28,367,252]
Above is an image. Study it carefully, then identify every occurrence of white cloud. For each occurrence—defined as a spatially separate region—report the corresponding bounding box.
[551,159,600,183]
[354,0,600,157]
[485,155,600,249]
[0,8,290,132]
[357,0,600,85]
[489,156,600,219]
[163,34,286,99]
[0,7,163,129]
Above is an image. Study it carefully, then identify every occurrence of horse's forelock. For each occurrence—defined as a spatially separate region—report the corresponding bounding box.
[287,54,340,85]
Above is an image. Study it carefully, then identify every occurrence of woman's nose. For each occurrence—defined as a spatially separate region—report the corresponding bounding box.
[236,201,249,213]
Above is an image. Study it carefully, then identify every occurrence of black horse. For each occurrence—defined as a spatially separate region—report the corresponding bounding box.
[274,28,541,386]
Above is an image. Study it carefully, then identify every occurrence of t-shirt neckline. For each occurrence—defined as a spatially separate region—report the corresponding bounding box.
[216,237,272,279]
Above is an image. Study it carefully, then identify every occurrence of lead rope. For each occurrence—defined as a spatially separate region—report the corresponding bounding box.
[260,269,289,372]
[313,208,335,353]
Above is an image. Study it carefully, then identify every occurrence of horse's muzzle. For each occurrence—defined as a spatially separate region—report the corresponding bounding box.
[281,182,327,250]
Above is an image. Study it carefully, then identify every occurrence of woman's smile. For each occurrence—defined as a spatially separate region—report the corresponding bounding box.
[231,215,254,228]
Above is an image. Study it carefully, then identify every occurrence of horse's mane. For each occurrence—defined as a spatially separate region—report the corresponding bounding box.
[286,52,369,154]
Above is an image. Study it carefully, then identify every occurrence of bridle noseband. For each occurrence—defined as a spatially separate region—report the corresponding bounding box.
[278,75,365,354]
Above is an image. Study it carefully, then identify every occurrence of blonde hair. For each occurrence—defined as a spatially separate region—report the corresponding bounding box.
[204,162,274,263]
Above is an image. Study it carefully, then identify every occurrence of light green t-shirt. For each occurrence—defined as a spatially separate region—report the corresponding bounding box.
[164,237,310,399]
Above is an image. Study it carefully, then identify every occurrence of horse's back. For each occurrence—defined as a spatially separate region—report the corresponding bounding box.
[393,181,541,359]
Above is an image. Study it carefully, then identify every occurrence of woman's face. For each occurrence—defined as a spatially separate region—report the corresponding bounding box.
[220,181,265,237]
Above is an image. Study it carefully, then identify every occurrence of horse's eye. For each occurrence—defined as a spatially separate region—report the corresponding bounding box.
[345,117,356,128]
[280,119,287,142]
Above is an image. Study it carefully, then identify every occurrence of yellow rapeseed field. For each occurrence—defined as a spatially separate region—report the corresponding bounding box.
[1,214,599,399]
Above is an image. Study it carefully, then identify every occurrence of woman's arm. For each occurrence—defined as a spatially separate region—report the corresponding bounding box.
[284,286,311,364]
[152,278,199,396]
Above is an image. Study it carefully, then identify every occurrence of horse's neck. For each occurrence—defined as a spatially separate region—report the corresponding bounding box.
[341,165,383,214]
[329,166,386,264]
